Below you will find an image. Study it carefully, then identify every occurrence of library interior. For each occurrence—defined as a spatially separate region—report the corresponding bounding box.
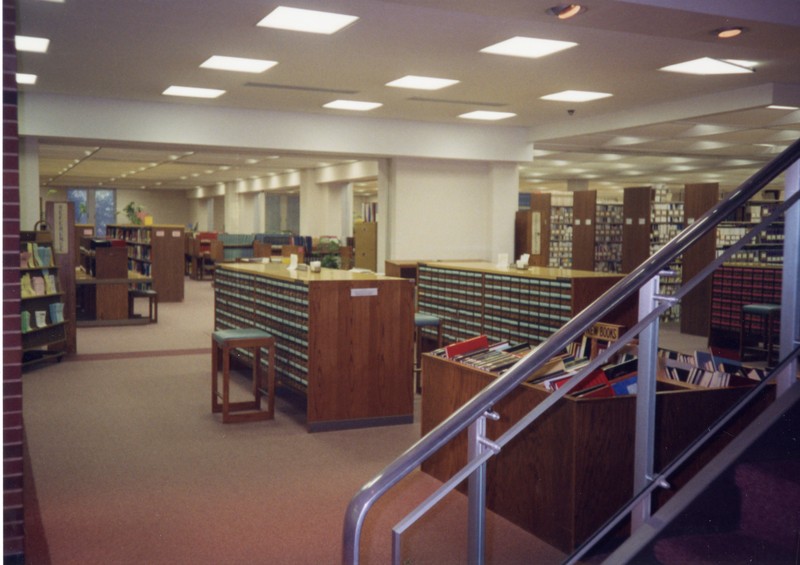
[6,1,800,564]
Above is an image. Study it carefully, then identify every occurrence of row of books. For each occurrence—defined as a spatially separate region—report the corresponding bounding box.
[658,348,766,386]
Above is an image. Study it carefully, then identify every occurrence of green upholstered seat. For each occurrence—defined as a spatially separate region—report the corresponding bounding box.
[213,328,273,345]
[414,313,441,328]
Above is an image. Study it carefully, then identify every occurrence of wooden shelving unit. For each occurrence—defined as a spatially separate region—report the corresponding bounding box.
[354,222,377,271]
[571,190,596,271]
[548,193,573,269]
[214,262,414,431]
[416,261,636,347]
[594,200,624,273]
[716,195,784,266]
[650,185,684,322]
[106,224,185,302]
[20,230,68,368]
[421,354,773,553]
[709,263,782,356]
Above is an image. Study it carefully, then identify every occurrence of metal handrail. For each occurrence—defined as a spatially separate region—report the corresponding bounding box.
[343,137,800,564]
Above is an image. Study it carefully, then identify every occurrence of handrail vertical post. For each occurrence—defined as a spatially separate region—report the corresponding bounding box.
[779,160,799,395]
[467,413,489,565]
[632,276,660,530]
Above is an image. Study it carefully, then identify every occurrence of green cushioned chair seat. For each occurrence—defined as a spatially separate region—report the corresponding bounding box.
[415,313,441,327]
[130,289,157,297]
[213,328,273,344]
[742,304,780,315]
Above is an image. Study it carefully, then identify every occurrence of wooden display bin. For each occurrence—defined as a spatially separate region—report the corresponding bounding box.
[420,354,772,553]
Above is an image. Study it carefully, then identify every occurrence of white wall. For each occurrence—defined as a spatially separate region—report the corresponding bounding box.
[387,158,503,261]
[115,189,191,226]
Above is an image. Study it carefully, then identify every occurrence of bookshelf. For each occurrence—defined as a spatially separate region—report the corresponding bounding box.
[74,224,94,267]
[548,193,573,268]
[420,354,773,553]
[716,195,784,266]
[594,200,624,273]
[20,229,68,368]
[213,263,414,431]
[709,264,782,357]
[650,185,684,322]
[416,262,636,347]
[106,224,185,302]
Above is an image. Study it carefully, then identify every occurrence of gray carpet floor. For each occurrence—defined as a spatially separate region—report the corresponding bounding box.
[22,278,567,564]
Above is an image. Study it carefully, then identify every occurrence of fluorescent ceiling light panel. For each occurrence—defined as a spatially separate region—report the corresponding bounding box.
[16,73,37,85]
[15,35,50,53]
[459,111,516,121]
[480,36,577,59]
[386,75,459,90]
[540,90,612,102]
[659,57,755,75]
[324,100,382,111]
[200,56,277,73]
[768,105,799,110]
[257,7,358,34]
[163,86,225,99]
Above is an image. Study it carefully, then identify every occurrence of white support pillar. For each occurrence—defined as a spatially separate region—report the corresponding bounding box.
[20,137,41,229]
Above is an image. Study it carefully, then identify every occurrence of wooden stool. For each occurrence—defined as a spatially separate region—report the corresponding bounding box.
[739,304,780,366]
[128,289,158,323]
[212,328,275,423]
[414,313,442,393]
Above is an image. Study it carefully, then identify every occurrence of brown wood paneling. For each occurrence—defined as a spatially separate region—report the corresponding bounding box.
[681,183,719,336]
[151,226,185,302]
[622,186,653,273]
[354,222,377,270]
[46,202,77,354]
[572,190,597,271]
[515,193,551,267]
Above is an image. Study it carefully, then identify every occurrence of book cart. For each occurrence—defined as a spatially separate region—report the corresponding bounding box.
[420,350,773,553]
[213,262,414,431]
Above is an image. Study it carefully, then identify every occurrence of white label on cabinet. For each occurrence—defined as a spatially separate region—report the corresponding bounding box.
[638,218,646,225]
[687,217,695,225]
[172,230,181,237]
[575,219,581,226]
[586,219,592,226]
[351,288,378,297]
[155,230,165,237]
[83,228,93,236]
[626,218,633,225]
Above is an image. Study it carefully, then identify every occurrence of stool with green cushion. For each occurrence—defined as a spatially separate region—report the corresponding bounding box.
[414,313,443,393]
[739,304,780,366]
[212,328,276,423]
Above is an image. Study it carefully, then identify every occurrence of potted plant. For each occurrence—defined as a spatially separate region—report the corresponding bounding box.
[319,236,341,269]
[119,201,146,225]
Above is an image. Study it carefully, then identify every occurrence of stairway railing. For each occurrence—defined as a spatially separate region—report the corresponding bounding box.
[343,137,800,564]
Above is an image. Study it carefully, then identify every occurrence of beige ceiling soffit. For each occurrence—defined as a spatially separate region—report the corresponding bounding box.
[615,0,800,26]
[528,83,789,142]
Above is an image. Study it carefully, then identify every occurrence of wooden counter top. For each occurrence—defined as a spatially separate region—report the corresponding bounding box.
[419,261,624,280]
[219,261,407,283]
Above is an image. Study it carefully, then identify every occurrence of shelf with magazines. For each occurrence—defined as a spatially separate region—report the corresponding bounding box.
[20,229,68,368]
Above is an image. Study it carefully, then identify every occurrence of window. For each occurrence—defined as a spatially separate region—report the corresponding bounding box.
[67,189,116,237]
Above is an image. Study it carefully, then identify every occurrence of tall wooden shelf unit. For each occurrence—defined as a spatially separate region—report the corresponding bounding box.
[548,193,573,268]
[514,192,551,267]
[20,230,68,368]
[571,190,597,271]
[650,185,684,322]
[416,262,636,347]
[106,224,185,302]
[213,263,414,431]
[354,221,377,271]
[421,354,773,553]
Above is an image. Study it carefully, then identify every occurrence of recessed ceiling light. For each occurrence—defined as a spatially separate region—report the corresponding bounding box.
[714,26,745,39]
[324,100,382,111]
[768,104,799,110]
[546,4,586,19]
[659,57,755,75]
[257,6,358,34]
[480,36,577,59]
[540,90,612,102]
[459,111,516,121]
[386,75,459,90]
[200,56,278,73]
[16,73,37,85]
[163,86,225,99]
[15,35,50,53]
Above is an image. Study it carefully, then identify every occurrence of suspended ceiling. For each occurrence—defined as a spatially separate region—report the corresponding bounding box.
[16,0,800,194]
